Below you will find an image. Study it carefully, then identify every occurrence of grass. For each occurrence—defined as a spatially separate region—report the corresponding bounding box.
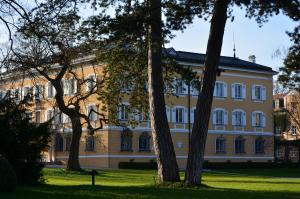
[1,168,300,199]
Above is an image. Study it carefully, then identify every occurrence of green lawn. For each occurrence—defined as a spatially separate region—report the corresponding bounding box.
[1,168,300,199]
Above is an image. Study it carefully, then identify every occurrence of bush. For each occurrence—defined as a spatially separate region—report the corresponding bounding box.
[119,161,157,169]
[202,162,300,169]
[0,99,51,185]
[0,157,17,192]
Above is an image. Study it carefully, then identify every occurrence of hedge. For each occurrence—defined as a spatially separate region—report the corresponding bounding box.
[118,161,300,170]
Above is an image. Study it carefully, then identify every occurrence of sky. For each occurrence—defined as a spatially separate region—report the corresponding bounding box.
[166,7,298,72]
[0,4,297,72]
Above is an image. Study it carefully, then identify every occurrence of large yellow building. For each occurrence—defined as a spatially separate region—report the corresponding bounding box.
[0,48,277,168]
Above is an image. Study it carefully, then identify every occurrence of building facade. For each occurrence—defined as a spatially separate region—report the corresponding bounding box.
[0,48,277,168]
[274,90,300,162]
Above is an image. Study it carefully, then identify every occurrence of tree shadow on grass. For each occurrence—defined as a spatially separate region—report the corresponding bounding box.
[1,184,300,199]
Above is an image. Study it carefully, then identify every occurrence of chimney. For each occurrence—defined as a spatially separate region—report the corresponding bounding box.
[248,55,256,63]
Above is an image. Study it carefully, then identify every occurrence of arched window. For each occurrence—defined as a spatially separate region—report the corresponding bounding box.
[232,109,246,126]
[255,137,265,154]
[251,111,266,127]
[121,128,133,152]
[235,136,245,153]
[216,136,226,153]
[212,108,228,125]
[55,134,64,152]
[214,81,227,98]
[139,132,151,152]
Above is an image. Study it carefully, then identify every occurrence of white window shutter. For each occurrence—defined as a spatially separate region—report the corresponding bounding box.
[172,108,176,123]
[184,108,188,123]
[242,84,246,99]
[191,109,195,123]
[212,111,216,125]
[213,84,217,97]
[224,110,228,125]
[183,82,188,95]
[262,113,266,127]
[166,107,170,122]
[231,84,235,98]
[223,83,227,97]
[74,79,77,94]
[262,86,266,100]
[251,112,256,126]
[251,85,255,100]
[232,111,236,126]
[242,112,246,126]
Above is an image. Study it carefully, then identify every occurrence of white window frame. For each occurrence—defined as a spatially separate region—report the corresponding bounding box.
[172,106,187,124]
[214,81,227,98]
[232,83,246,99]
[232,109,246,127]
[252,85,266,101]
[87,104,98,122]
[251,111,266,127]
[212,108,228,126]
[119,103,129,121]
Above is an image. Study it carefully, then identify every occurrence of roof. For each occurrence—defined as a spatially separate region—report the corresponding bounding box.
[273,93,286,100]
[165,48,277,74]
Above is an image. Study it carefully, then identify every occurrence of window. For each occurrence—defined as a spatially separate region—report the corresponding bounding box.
[175,107,184,123]
[23,87,33,100]
[87,105,98,121]
[175,79,185,95]
[14,88,21,101]
[55,134,64,152]
[291,126,297,136]
[275,127,281,135]
[213,109,228,125]
[54,109,61,124]
[46,110,54,123]
[0,91,5,99]
[87,75,96,92]
[85,136,95,151]
[121,128,132,151]
[139,112,149,121]
[35,111,41,123]
[139,132,151,152]
[34,85,44,100]
[119,104,129,120]
[255,137,265,154]
[190,79,200,95]
[216,137,226,153]
[235,136,245,153]
[252,111,265,127]
[214,82,227,98]
[232,110,246,126]
[68,79,77,95]
[252,85,266,101]
[232,83,245,99]
[47,83,56,98]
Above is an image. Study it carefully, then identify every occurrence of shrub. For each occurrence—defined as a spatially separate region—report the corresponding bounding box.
[0,99,51,185]
[0,156,17,192]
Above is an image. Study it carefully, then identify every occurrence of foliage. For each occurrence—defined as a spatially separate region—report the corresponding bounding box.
[0,98,51,184]
[0,156,17,192]
[274,113,288,132]
[278,25,300,90]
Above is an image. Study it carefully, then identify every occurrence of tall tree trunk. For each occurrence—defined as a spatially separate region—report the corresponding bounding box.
[185,0,230,185]
[147,0,180,182]
[66,116,82,171]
